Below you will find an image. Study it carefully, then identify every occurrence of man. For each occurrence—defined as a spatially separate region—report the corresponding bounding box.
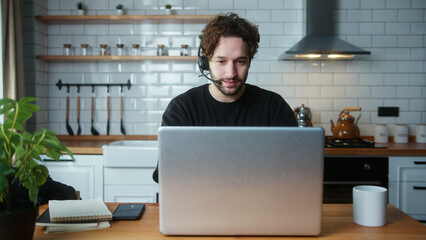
[153,13,297,183]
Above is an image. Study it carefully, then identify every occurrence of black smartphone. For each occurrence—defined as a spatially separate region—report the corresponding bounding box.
[112,203,145,220]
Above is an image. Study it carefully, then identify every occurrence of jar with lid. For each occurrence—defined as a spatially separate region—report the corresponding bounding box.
[116,44,125,56]
[157,44,168,56]
[416,124,426,143]
[131,44,140,56]
[63,43,73,56]
[99,44,109,56]
[394,124,408,143]
[180,44,189,56]
[374,124,388,143]
[80,44,89,56]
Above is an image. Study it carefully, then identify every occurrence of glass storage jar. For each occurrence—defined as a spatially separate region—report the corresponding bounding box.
[99,44,109,56]
[63,43,72,56]
[157,44,168,56]
[80,44,89,56]
[131,44,140,56]
[116,44,125,56]
[180,44,189,56]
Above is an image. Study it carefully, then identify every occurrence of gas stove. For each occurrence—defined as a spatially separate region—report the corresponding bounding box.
[325,137,387,148]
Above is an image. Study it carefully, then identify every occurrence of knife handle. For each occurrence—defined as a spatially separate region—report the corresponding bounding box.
[120,96,123,119]
[91,96,94,120]
[77,96,80,119]
[66,96,70,119]
[107,96,110,119]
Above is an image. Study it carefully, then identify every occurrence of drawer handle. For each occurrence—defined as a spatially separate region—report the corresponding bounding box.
[413,186,426,190]
[414,161,426,165]
[42,158,73,162]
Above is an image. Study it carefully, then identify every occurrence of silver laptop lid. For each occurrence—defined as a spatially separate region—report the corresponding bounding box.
[159,127,324,236]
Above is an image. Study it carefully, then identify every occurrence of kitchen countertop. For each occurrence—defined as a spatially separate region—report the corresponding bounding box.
[57,135,426,156]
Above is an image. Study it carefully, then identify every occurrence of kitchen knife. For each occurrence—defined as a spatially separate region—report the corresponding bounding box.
[107,96,110,135]
[90,96,99,136]
[76,96,81,135]
[120,95,126,135]
[66,96,74,136]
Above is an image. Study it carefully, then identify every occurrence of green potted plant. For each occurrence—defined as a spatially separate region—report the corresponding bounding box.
[0,97,74,240]
[76,2,86,15]
[164,4,172,15]
[116,4,124,15]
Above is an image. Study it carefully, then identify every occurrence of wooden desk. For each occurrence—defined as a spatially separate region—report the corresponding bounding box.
[34,203,426,239]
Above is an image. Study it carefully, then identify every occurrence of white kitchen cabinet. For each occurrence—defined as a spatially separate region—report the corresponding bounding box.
[40,154,103,200]
[389,156,426,222]
[102,141,159,203]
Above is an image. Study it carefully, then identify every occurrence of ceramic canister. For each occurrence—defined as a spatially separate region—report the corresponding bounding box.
[394,124,409,143]
[374,124,388,143]
[416,124,426,143]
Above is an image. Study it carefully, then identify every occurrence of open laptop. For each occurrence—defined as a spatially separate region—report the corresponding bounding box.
[158,126,324,236]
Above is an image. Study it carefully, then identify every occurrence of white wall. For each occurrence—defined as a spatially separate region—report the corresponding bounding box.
[25,0,426,136]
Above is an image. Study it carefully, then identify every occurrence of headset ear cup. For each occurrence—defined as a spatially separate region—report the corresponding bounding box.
[201,56,209,71]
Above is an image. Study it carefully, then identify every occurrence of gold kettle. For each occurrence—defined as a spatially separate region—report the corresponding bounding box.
[330,107,361,139]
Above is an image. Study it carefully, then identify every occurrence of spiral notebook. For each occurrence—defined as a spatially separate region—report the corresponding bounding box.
[48,198,112,223]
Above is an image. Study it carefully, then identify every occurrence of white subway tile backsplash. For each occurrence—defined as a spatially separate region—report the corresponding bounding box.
[384,48,410,60]
[411,48,426,60]
[337,23,360,35]
[361,0,386,9]
[358,74,384,86]
[360,23,385,34]
[322,61,347,73]
[258,0,284,9]
[372,61,398,73]
[384,99,409,111]
[257,73,283,85]
[283,73,308,85]
[385,22,411,34]
[371,86,396,98]
[359,99,384,111]
[296,86,321,98]
[146,86,170,97]
[410,99,426,111]
[412,0,426,8]
[208,0,233,9]
[347,10,372,22]
[397,86,422,98]
[397,112,421,124]
[160,73,182,84]
[346,86,371,98]
[384,73,410,85]
[309,73,333,85]
[372,35,397,47]
[271,10,297,22]
[334,73,359,85]
[386,0,411,9]
[258,23,284,35]
[339,0,360,9]
[410,74,426,85]
[307,99,333,111]
[321,86,346,98]
[398,61,423,73]
[296,62,321,73]
[412,23,426,34]
[234,0,258,9]
[249,60,271,73]
[372,10,398,22]
[399,10,424,22]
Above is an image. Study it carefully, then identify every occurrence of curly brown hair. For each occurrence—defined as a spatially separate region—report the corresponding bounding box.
[199,12,260,61]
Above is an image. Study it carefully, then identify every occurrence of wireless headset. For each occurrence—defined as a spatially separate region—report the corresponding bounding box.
[198,45,221,85]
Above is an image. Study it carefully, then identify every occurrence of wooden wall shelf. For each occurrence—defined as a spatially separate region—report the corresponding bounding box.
[35,14,216,23]
[36,55,198,61]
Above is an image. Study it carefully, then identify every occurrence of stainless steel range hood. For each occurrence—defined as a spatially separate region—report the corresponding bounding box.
[279,0,370,60]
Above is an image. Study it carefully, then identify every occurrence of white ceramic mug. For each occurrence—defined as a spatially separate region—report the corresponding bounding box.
[394,124,408,143]
[374,124,388,143]
[416,124,426,143]
[353,185,387,227]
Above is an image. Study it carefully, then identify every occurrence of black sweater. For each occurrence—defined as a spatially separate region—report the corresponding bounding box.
[153,84,297,182]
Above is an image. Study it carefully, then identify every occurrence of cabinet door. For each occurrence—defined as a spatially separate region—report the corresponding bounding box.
[41,155,103,200]
[389,157,426,181]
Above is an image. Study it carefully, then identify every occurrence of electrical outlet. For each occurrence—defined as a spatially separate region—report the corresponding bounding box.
[378,107,399,117]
